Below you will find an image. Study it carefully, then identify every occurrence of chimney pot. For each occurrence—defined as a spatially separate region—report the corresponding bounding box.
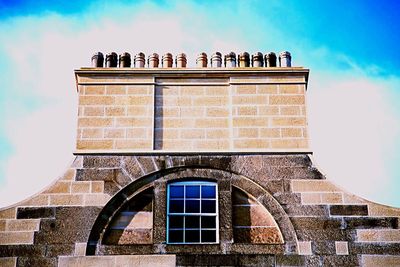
[265,52,277,67]
[148,53,159,68]
[224,52,236,67]
[238,52,250,67]
[91,52,104,67]
[279,51,292,67]
[105,52,118,67]
[176,53,187,68]
[196,52,208,68]
[211,52,222,67]
[162,53,173,68]
[119,52,131,67]
[252,52,263,67]
[134,52,145,68]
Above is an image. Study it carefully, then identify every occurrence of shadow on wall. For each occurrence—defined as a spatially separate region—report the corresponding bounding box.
[232,187,283,244]
[103,188,154,245]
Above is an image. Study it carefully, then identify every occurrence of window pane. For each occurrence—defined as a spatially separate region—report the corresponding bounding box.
[185,185,200,198]
[169,229,183,243]
[201,230,216,242]
[201,185,216,198]
[170,200,184,213]
[201,200,216,213]
[201,216,216,228]
[185,229,200,243]
[169,186,184,198]
[186,200,200,213]
[185,216,200,229]
[169,216,184,229]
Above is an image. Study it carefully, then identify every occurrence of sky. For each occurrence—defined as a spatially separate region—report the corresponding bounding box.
[0,0,399,207]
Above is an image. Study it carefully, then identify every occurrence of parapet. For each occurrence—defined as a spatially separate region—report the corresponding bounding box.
[76,50,309,154]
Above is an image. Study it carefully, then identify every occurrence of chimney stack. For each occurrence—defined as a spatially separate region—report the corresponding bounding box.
[176,53,187,68]
[162,53,173,68]
[211,52,222,67]
[238,52,250,67]
[148,53,159,68]
[224,52,236,67]
[105,52,118,67]
[279,51,291,67]
[265,52,277,67]
[119,52,131,67]
[134,52,145,68]
[252,52,263,67]
[196,52,208,68]
[91,52,104,67]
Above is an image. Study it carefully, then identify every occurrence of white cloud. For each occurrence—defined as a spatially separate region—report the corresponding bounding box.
[308,72,400,205]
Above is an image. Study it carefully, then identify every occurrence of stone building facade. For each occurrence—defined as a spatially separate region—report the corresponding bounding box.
[0,51,399,266]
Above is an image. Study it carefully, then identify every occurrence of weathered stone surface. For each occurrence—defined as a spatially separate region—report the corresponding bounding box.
[76,169,117,181]
[296,229,355,241]
[34,207,101,245]
[122,156,145,179]
[362,255,400,267]
[298,241,312,255]
[0,257,16,267]
[17,207,55,219]
[335,241,349,255]
[330,205,368,216]
[17,257,57,267]
[0,244,45,257]
[311,241,336,255]
[82,156,122,168]
[233,227,283,244]
[0,208,16,219]
[104,229,152,244]
[349,242,400,255]
[233,205,277,227]
[177,254,275,267]
[322,255,360,267]
[276,255,305,266]
[344,217,398,229]
[283,204,328,217]
[44,244,75,257]
[0,232,34,245]
[357,229,400,242]
[290,217,343,230]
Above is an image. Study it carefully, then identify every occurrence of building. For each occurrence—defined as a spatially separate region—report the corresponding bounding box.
[0,51,399,266]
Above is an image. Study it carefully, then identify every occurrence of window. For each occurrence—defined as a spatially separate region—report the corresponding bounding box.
[167,181,218,244]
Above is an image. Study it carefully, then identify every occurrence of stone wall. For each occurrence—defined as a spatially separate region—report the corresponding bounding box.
[75,68,309,152]
[1,154,399,266]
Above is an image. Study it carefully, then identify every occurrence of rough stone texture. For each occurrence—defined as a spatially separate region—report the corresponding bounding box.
[1,154,399,266]
[59,255,175,267]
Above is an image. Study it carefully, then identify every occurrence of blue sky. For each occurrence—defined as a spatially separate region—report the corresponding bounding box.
[0,0,399,207]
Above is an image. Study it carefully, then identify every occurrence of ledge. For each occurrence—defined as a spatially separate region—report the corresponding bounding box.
[73,150,313,156]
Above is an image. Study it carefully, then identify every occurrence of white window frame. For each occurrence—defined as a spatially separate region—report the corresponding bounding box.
[166,180,219,244]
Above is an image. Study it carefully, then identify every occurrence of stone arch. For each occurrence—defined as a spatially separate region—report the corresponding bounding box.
[86,166,298,255]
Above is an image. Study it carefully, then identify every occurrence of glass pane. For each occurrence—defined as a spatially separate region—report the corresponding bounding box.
[201,216,216,228]
[170,200,184,213]
[186,185,200,198]
[169,229,183,243]
[185,216,200,229]
[201,200,216,213]
[201,185,216,198]
[201,230,216,242]
[169,215,184,228]
[185,229,200,243]
[186,200,200,213]
[169,186,184,198]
